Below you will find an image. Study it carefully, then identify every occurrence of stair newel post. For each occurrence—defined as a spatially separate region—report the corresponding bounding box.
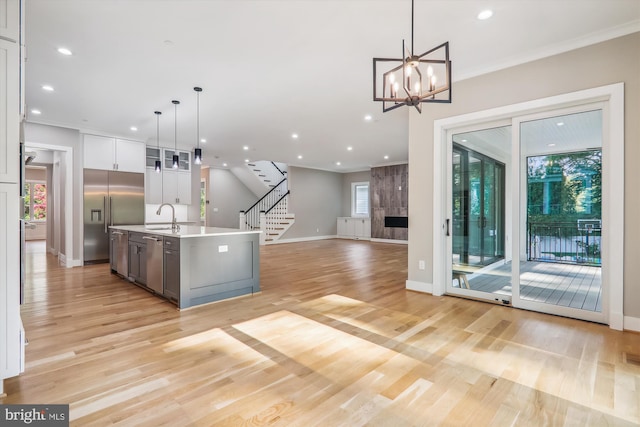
[259,211,267,245]
[239,211,246,230]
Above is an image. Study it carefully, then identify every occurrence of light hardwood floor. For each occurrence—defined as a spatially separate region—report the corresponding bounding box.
[2,239,640,426]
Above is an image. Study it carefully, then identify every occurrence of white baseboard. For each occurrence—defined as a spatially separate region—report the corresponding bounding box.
[68,258,82,268]
[267,235,335,245]
[406,280,433,294]
[371,238,408,245]
[56,253,81,268]
[624,316,640,332]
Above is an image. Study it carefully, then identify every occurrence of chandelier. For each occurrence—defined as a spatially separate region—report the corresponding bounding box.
[373,0,451,113]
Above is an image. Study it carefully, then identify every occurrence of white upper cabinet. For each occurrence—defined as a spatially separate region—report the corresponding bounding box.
[162,170,191,205]
[83,134,145,173]
[0,18,19,183]
[0,0,20,41]
[163,149,190,172]
[115,139,145,173]
[0,0,21,181]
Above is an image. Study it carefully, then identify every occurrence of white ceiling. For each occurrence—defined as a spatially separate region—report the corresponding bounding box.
[24,0,640,172]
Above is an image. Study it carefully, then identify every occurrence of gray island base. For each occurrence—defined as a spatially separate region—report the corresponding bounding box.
[109,225,261,309]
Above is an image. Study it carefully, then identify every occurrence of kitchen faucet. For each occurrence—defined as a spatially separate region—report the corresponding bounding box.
[156,203,180,232]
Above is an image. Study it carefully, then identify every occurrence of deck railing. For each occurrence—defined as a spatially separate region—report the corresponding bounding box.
[528,221,601,266]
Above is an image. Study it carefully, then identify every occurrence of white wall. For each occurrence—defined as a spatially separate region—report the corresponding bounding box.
[209,168,256,228]
[285,166,343,238]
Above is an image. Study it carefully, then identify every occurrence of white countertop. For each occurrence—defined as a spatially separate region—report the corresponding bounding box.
[110,225,261,238]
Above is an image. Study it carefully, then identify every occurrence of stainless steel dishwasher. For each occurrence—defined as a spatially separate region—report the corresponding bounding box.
[143,235,164,294]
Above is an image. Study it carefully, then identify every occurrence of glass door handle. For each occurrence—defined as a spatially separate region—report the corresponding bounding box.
[446,219,450,236]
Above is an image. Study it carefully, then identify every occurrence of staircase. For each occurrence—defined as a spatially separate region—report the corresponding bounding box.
[246,160,287,188]
[239,162,295,244]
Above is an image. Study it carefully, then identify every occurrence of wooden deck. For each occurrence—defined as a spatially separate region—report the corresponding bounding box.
[457,261,602,312]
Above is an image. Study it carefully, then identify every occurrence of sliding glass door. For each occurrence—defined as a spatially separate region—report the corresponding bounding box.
[447,126,510,301]
[513,109,605,322]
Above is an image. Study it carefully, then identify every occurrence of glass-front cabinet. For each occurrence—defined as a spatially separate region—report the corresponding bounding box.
[163,150,190,171]
[146,147,161,168]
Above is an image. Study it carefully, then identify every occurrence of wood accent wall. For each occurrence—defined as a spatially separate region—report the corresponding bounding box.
[371,164,408,240]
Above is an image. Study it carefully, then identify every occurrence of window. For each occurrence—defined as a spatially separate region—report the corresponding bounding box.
[351,182,370,217]
[200,180,206,223]
[23,182,47,221]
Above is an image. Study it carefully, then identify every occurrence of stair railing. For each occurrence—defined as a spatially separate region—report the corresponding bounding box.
[240,177,288,230]
[260,192,291,243]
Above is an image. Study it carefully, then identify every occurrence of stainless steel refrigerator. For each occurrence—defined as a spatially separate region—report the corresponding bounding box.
[83,169,144,264]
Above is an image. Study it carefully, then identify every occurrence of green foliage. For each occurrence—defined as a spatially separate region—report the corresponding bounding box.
[527,150,601,224]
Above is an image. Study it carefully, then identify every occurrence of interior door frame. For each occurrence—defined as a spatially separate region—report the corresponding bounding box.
[433,83,624,330]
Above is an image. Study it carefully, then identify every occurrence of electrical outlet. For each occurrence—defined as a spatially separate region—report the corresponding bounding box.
[316,228,319,233]
[418,260,425,270]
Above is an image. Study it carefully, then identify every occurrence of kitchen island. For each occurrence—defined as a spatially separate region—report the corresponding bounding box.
[109,225,261,309]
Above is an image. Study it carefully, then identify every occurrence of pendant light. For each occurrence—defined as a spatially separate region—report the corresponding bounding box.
[372,0,451,113]
[154,111,162,173]
[194,87,203,165]
[172,100,180,169]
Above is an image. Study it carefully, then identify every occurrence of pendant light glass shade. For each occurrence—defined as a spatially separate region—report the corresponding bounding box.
[172,100,180,169]
[154,111,162,173]
[194,87,203,165]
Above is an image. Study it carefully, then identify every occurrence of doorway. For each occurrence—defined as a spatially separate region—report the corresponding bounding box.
[434,83,624,328]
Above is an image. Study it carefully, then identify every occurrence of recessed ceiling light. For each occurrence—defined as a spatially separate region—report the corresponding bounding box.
[42,85,54,92]
[30,109,41,115]
[223,162,228,167]
[477,10,493,20]
[292,133,299,139]
[347,146,353,151]
[556,122,564,126]
[130,126,138,131]
[244,159,250,163]
[364,115,372,121]
[57,47,72,56]
[200,138,207,143]
[548,143,556,147]
[243,146,249,151]
[297,155,303,159]
[384,155,389,160]
[336,161,341,166]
